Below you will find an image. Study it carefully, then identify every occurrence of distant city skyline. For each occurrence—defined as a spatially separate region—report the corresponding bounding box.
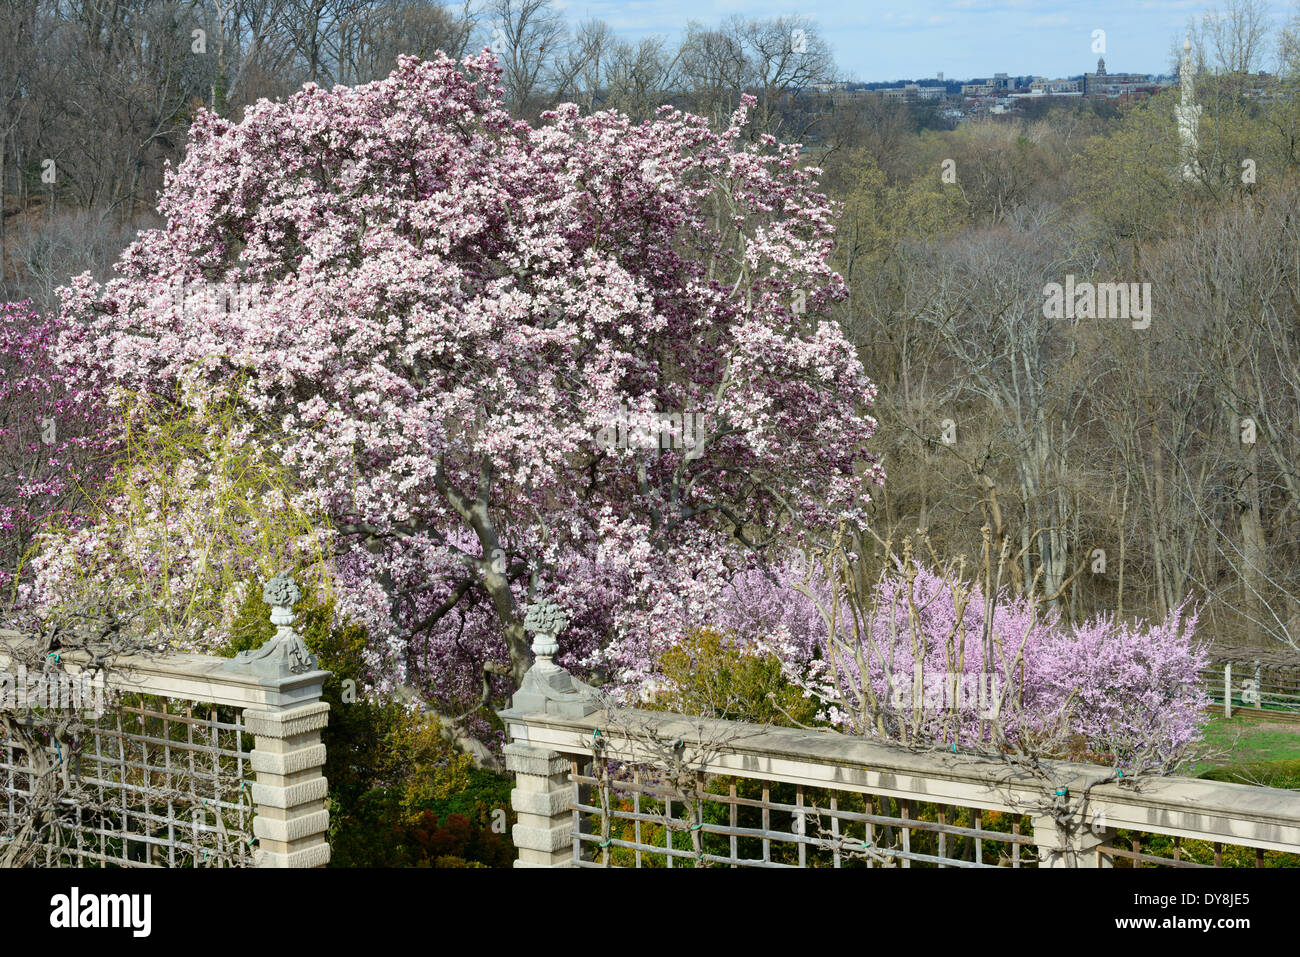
[551,0,1297,84]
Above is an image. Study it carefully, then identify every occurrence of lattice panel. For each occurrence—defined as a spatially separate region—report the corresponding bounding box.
[1,693,256,867]
[570,763,1037,868]
[1101,832,1300,868]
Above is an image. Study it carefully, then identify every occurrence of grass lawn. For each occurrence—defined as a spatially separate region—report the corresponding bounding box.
[1200,759,1300,789]
[1190,716,1300,774]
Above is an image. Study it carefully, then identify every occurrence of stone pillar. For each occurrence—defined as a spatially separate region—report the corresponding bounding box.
[505,743,574,868]
[247,700,331,867]
[229,574,332,867]
[498,597,601,867]
[1031,812,1115,868]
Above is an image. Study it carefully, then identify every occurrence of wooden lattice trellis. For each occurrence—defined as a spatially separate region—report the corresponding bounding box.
[568,760,1300,868]
[1,692,257,867]
[570,763,1037,868]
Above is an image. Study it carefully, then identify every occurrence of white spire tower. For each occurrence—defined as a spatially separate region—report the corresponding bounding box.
[1175,36,1202,182]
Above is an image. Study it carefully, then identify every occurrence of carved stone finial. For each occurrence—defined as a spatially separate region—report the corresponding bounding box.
[523,598,567,671]
[523,598,568,639]
[262,573,301,610]
[227,574,319,678]
[511,595,597,717]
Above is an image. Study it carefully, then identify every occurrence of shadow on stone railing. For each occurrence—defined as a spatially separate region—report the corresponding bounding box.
[0,574,332,868]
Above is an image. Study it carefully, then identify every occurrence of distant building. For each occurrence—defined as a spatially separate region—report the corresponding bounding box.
[1083,57,1151,95]
[1029,77,1080,94]
[877,83,947,103]
[880,84,918,103]
[831,89,875,106]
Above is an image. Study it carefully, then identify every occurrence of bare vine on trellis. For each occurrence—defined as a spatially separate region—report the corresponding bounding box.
[586,689,771,867]
[1,603,252,867]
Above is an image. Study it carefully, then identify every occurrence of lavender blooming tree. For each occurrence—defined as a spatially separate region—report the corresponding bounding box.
[0,301,113,607]
[716,536,1209,775]
[47,52,883,729]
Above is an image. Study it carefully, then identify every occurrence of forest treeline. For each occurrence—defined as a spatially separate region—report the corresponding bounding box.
[5,0,1300,649]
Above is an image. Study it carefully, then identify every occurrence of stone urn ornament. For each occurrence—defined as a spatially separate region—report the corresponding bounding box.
[228,573,319,677]
[522,598,568,671]
[510,596,598,716]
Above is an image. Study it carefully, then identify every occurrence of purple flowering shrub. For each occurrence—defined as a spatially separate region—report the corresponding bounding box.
[1028,607,1208,772]
[712,553,1210,775]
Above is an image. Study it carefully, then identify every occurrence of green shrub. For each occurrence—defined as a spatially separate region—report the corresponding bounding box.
[652,627,822,727]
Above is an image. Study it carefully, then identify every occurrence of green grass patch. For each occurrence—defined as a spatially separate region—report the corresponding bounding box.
[1190,717,1300,774]
[1199,759,1300,790]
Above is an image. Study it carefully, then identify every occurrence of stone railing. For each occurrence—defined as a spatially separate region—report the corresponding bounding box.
[0,574,331,868]
[499,605,1300,868]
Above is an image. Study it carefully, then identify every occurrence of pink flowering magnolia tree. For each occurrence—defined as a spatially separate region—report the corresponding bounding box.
[50,52,883,721]
[0,301,114,607]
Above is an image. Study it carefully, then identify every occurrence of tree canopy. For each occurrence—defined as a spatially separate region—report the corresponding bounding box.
[50,51,882,724]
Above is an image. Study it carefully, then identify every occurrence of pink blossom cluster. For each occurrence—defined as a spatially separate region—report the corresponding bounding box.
[0,301,114,604]
[1029,607,1209,771]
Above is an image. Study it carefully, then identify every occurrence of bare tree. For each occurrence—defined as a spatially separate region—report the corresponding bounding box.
[192,0,298,112]
[678,15,834,139]
[733,14,835,140]
[555,17,613,114]
[677,20,750,130]
[483,0,567,118]
[0,1,55,285]
[1202,0,1271,74]
[600,35,680,123]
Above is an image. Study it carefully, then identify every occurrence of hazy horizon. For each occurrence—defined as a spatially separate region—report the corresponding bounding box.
[551,0,1296,84]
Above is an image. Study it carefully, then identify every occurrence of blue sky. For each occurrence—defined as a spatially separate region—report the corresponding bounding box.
[549,0,1297,82]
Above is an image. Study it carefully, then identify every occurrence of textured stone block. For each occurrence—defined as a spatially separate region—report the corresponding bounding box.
[244,701,331,738]
[504,743,570,777]
[251,776,329,810]
[252,732,322,755]
[250,743,327,775]
[253,808,330,843]
[511,787,571,817]
[514,850,574,868]
[255,841,332,868]
[512,822,574,853]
